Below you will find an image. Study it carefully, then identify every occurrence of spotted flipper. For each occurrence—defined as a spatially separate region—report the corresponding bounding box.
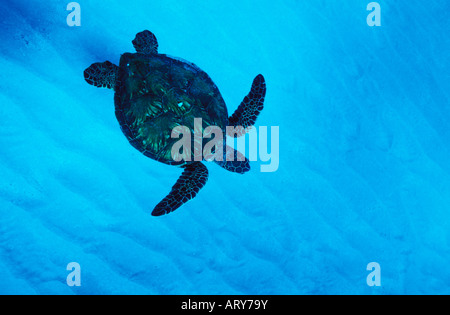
[132,30,158,55]
[152,162,208,216]
[214,145,250,174]
[228,74,266,137]
[84,61,119,90]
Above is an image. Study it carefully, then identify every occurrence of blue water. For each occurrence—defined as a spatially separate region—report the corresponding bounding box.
[0,0,449,295]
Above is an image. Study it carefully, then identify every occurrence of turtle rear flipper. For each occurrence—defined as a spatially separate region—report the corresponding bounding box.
[228,74,266,137]
[152,162,208,216]
[214,145,250,174]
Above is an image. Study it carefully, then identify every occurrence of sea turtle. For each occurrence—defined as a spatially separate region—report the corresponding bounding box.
[84,30,266,216]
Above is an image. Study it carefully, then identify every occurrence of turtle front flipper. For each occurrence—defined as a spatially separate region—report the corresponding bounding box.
[132,30,158,55]
[84,61,119,90]
[152,162,208,216]
[228,74,266,137]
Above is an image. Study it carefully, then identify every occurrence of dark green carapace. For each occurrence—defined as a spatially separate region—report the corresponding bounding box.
[115,52,228,165]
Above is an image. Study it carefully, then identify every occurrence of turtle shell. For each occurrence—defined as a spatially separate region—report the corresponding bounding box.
[114,53,228,165]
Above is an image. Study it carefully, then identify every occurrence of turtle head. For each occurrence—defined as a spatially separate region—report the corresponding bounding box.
[132,30,159,55]
[84,61,119,90]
